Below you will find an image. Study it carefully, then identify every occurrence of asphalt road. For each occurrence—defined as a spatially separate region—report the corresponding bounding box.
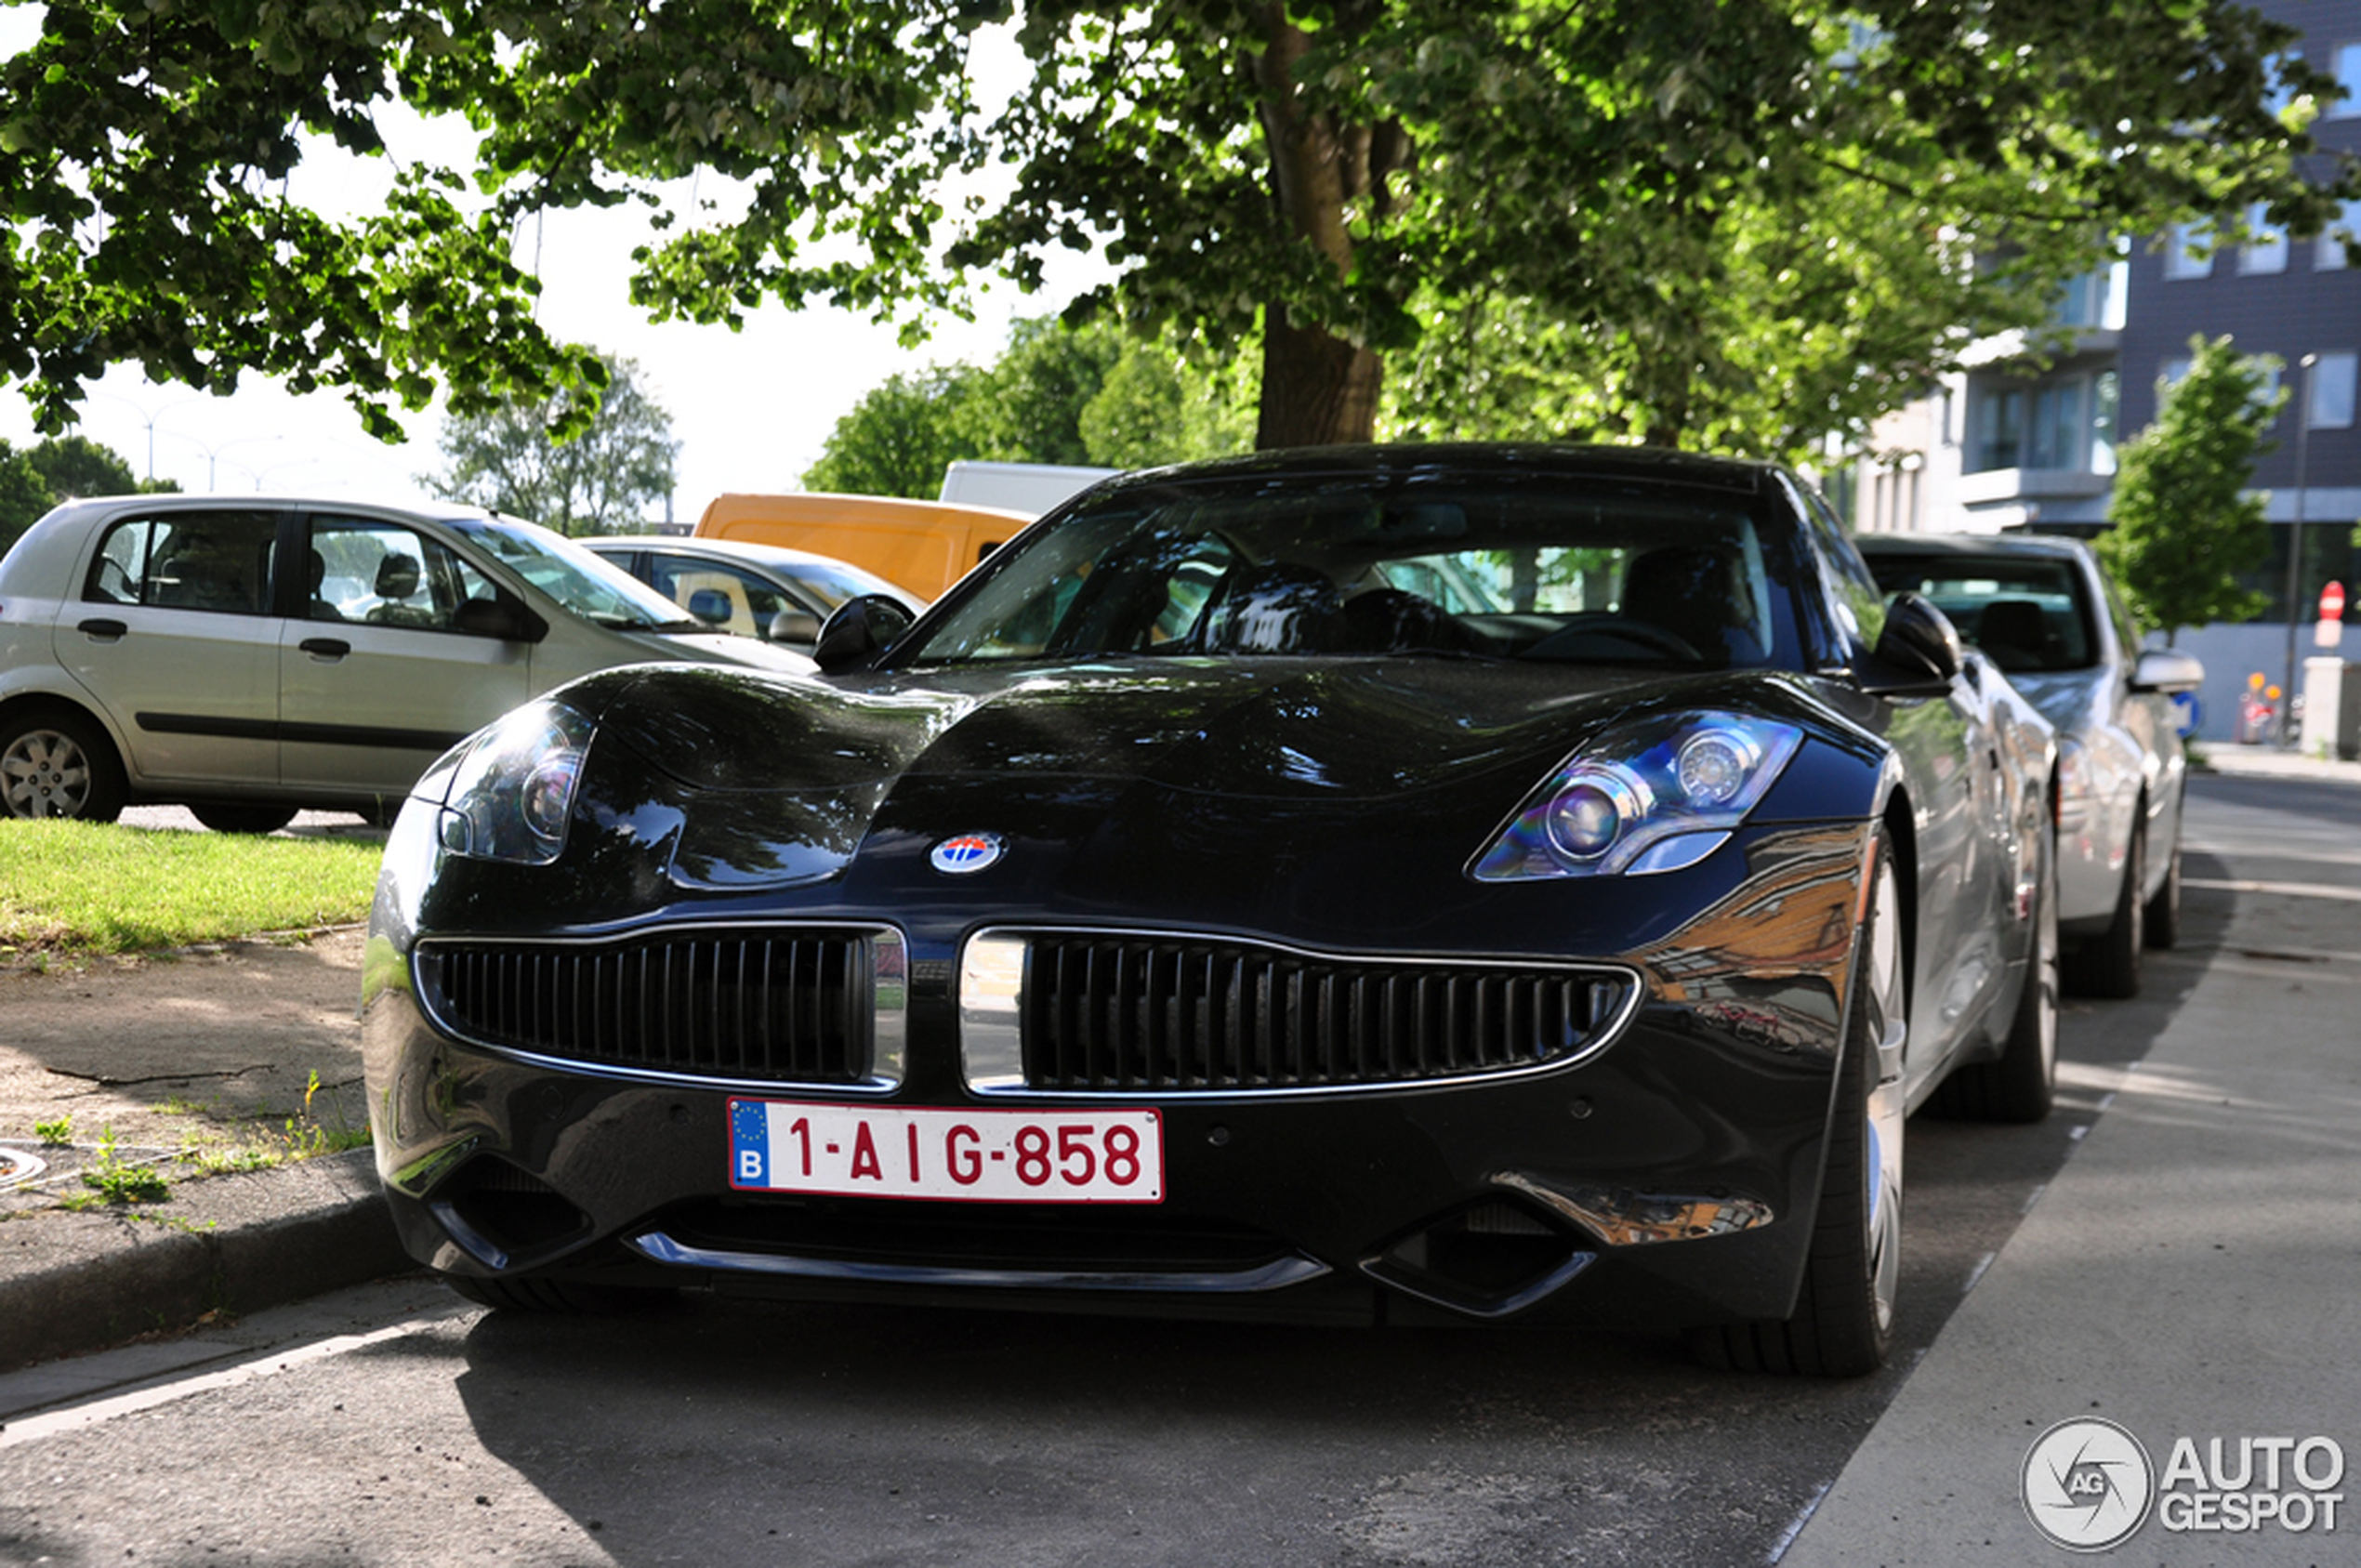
[0,771,2346,1568]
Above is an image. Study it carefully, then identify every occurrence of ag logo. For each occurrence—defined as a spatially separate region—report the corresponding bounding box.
[930,832,1006,876]
[2024,1417,2155,1551]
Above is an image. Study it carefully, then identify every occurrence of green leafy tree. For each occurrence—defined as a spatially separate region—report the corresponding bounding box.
[424,354,679,534]
[1080,346,1255,469]
[0,433,169,555]
[2099,336,2281,643]
[956,318,1127,468]
[3,3,2347,457]
[27,433,141,500]
[802,365,984,499]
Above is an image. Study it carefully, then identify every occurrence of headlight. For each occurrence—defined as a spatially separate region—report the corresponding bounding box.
[435,698,597,864]
[1471,711,1803,880]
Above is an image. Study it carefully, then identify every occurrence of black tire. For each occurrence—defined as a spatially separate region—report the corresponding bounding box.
[0,706,127,823]
[2062,816,2142,999]
[190,803,299,835]
[1688,837,1903,1377]
[2144,830,2182,951]
[440,1272,675,1314]
[1932,813,2058,1124]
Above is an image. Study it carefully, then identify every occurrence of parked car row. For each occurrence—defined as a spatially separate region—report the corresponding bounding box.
[0,496,812,830]
[357,443,2135,1377]
[1856,534,2202,999]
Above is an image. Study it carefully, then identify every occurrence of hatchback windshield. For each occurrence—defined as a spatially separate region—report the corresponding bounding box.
[897,472,1807,670]
[450,518,701,629]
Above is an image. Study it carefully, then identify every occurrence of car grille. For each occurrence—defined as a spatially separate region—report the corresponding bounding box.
[974,931,1637,1094]
[415,925,904,1087]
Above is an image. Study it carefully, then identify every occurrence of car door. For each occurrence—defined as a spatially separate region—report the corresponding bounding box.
[276,514,532,799]
[58,507,285,788]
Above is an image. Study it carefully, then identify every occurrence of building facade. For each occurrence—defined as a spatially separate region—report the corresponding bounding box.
[1843,0,2361,742]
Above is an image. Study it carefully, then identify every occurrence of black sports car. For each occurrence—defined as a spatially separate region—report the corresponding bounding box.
[363,444,2058,1376]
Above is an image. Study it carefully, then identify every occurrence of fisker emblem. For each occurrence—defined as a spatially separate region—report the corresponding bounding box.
[930,833,1006,875]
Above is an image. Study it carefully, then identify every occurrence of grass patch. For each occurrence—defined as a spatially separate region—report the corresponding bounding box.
[0,819,378,957]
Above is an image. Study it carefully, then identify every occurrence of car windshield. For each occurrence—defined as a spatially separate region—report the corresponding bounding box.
[450,518,703,629]
[1863,553,2097,673]
[896,471,1808,670]
[780,556,920,613]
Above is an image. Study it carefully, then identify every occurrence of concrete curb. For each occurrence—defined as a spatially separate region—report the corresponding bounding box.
[0,1149,407,1375]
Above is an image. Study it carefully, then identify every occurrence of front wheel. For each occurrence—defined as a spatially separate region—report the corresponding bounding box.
[2144,832,2182,950]
[2063,816,2142,999]
[0,708,127,823]
[1689,836,1904,1377]
[1934,813,2058,1124]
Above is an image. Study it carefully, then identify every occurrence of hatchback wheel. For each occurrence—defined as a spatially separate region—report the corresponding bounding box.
[0,710,126,823]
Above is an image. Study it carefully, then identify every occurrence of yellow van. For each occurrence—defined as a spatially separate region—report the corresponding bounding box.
[692,493,1036,601]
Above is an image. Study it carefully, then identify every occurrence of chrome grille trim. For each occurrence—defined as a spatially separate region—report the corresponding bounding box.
[414,923,906,1093]
[961,927,1639,1098]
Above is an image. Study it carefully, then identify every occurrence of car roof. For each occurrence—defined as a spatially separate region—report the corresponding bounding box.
[1853,531,2093,562]
[586,534,865,572]
[1106,441,1782,497]
[52,492,497,524]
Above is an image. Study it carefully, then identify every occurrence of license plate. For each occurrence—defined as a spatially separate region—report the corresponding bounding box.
[728,1099,1164,1204]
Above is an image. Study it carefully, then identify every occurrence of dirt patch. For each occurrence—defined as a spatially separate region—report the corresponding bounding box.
[0,929,367,1207]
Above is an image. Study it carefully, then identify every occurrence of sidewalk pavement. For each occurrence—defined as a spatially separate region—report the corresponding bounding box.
[2192,739,2361,785]
[1784,756,2361,1563]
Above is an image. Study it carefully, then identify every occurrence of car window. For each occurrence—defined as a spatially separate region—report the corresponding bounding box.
[900,476,1807,670]
[449,518,694,628]
[1862,553,2099,672]
[1790,481,1887,657]
[308,518,497,632]
[646,555,801,637]
[84,510,279,615]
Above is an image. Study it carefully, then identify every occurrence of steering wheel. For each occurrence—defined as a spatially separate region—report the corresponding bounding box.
[1519,613,1700,662]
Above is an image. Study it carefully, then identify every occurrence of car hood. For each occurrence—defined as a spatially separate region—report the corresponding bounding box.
[609,626,816,675]
[1997,666,2108,739]
[563,657,1762,899]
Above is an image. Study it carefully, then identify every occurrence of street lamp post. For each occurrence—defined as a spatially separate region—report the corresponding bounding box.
[2281,352,2316,748]
[95,391,203,481]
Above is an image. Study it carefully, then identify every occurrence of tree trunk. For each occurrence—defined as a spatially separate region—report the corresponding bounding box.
[1247,4,1405,450]
[1258,306,1384,448]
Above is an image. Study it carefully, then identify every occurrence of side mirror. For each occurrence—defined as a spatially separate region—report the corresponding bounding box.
[685,587,732,626]
[767,608,823,646]
[812,594,916,672]
[1856,591,1963,696]
[2130,647,2204,694]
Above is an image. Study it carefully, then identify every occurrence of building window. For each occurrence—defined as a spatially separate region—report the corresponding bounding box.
[2159,358,2193,393]
[2091,371,2119,476]
[2319,201,2360,270]
[2163,221,2214,279]
[2332,43,2361,119]
[1972,388,2025,470]
[2239,204,2288,273]
[2028,381,2083,469]
[2309,353,2358,429]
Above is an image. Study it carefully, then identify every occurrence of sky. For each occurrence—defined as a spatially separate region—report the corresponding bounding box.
[0,19,1101,523]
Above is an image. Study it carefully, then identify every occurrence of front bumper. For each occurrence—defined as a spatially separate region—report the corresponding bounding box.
[362,806,1875,1332]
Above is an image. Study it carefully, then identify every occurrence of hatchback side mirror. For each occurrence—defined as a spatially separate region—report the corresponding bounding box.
[1856,591,1963,696]
[812,594,916,672]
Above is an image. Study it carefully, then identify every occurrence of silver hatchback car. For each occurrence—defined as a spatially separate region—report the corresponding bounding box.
[0,494,812,830]
[1859,533,2202,998]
